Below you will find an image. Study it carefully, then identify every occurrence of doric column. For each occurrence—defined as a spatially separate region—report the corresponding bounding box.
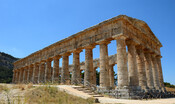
[84,45,94,86]
[16,69,20,83]
[18,69,22,83]
[22,69,26,83]
[151,54,160,90]
[32,64,36,83]
[45,59,52,82]
[109,65,115,88]
[38,62,45,83]
[52,56,60,83]
[24,67,28,83]
[126,40,139,87]
[144,50,154,89]
[27,66,30,83]
[156,55,164,90]
[61,53,70,84]
[12,70,16,83]
[115,36,128,88]
[136,46,148,90]
[29,65,33,82]
[99,41,110,88]
[71,50,81,85]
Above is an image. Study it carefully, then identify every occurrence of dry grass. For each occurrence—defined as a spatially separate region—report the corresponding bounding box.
[0,85,9,92]
[24,85,95,104]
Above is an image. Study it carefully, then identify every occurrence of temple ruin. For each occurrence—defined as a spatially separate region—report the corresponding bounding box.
[12,15,166,99]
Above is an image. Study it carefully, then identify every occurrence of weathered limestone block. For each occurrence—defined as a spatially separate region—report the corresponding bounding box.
[52,56,60,83]
[126,40,139,87]
[84,46,94,86]
[71,50,81,85]
[109,65,115,88]
[116,36,128,88]
[46,60,52,82]
[136,46,148,90]
[151,54,160,90]
[61,53,70,84]
[156,56,164,89]
[99,41,110,88]
[144,51,154,89]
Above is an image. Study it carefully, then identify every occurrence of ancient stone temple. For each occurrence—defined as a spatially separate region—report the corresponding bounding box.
[12,15,166,98]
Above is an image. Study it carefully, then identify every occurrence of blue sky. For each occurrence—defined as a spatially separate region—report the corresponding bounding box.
[0,0,175,84]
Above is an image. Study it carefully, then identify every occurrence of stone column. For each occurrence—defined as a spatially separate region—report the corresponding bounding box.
[16,71,19,83]
[32,64,36,83]
[45,59,52,82]
[156,55,165,90]
[29,65,33,82]
[109,65,115,88]
[38,62,45,83]
[71,50,81,85]
[151,54,160,90]
[12,70,16,83]
[22,69,26,83]
[99,41,110,88]
[52,56,60,83]
[126,40,139,88]
[136,46,148,90]
[27,66,30,83]
[61,53,70,84]
[18,69,22,83]
[24,67,28,83]
[84,46,94,86]
[144,50,154,89]
[116,36,128,88]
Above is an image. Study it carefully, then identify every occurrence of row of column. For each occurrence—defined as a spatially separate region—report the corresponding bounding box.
[116,36,164,91]
[13,35,164,92]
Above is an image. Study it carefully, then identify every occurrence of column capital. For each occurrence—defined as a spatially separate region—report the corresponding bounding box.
[53,55,61,59]
[98,40,111,45]
[46,58,53,62]
[113,35,127,40]
[72,49,82,53]
[62,52,71,56]
[84,45,95,49]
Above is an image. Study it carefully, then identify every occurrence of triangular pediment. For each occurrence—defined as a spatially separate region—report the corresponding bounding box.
[119,15,162,47]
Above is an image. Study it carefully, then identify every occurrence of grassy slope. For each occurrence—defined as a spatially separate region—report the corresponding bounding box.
[0,84,95,104]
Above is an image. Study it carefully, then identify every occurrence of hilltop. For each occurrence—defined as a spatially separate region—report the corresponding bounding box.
[0,52,19,83]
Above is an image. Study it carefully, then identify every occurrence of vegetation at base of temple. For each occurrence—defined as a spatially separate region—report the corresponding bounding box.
[0,84,95,104]
[25,86,95,104]
[164,82,175,88]
[0,52,19,83]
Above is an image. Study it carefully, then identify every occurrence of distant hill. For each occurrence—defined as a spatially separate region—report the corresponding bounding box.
[0,52,19,83]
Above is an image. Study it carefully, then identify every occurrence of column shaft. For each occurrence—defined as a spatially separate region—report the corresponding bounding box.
[53,57,60,83]
[61,55,70,84]
[22,69,26,83]
[72,51,81,84]
[46,60,52,82]
[116,37,128,88]
[84,47,94,86]
[100,43,109,88]
[109,65,114,88]
[151,54,160,90]
[127,41,139,87]
[144,52,154,89]
[136,47,147,90]
[156,56,164,88]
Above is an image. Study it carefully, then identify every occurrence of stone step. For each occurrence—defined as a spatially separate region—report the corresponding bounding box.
[93,95,104,97]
